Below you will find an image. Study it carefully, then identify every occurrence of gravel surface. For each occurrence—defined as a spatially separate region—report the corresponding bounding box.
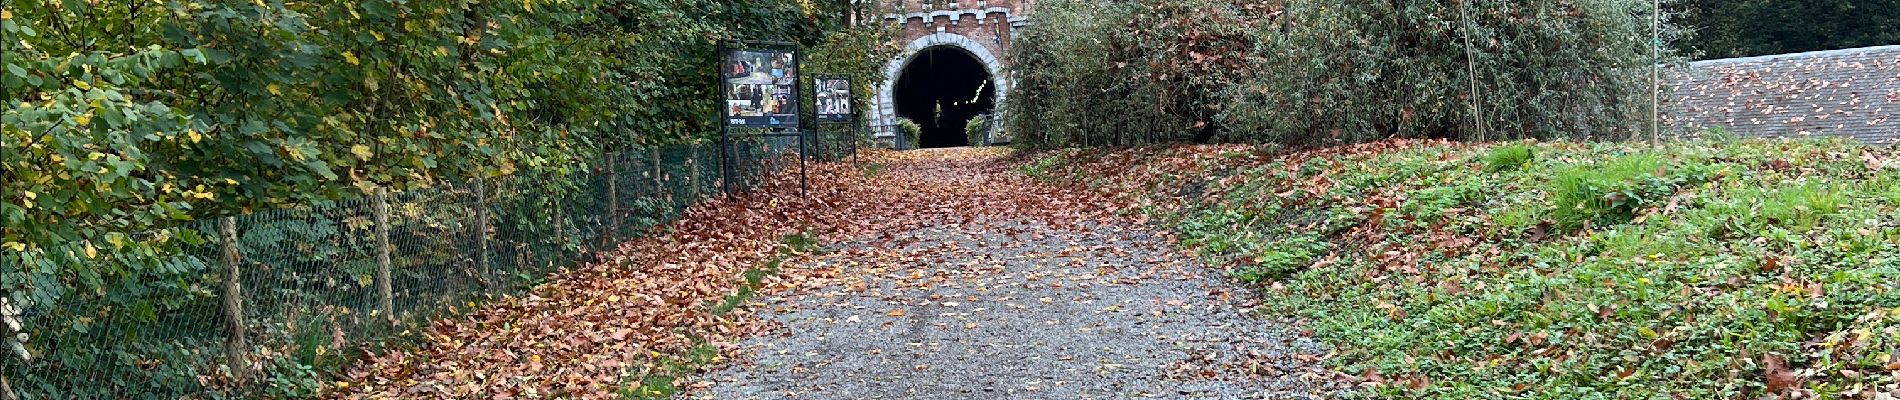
[689,220,1340,399]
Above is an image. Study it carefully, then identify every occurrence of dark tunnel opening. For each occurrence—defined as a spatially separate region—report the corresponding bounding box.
[893,46,996,148]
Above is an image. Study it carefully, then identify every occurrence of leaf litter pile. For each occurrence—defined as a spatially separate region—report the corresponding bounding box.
[334,148,1340,399]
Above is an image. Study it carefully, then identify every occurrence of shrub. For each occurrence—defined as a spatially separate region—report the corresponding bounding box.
[1220,0,1675,144]
[1006,0,1679,148]
[896,118,922,149]
[1005,0,1270,147]
[1674,0,1900,59]
[965,115,990,146]
[1003,0,1135,148]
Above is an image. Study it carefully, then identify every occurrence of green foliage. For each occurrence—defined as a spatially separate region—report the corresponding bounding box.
[778,231,822,255]
[1481,144,1535,172]
[1222,0,1675,144]
[1884,175,1900,206]
[1708,182,1849,233]
[1232,234,1328,284]
[1008,0,1679,148]
[1549,154,1711,230]
[896,117,921,148]
[965,115,989,146]
[1674,0,1900,59]
[1,0,887,397]
[802,23,903,133]
[1034,138,1900,398]
[260,357,325,399]
[1001,0,1131,148]
[1007,0,1268,147]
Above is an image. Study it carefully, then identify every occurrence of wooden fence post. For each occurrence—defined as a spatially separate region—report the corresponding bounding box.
[473,178,490,290]
[373,187,395,324]
[606,155,620,247]
[553,199,566,264]
[688,145,701,202]
[649,147,663,187]
[651,147,667,207]
[218,217,247,384]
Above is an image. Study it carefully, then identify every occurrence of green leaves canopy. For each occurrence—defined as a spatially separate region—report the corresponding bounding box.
[2,0,888,395]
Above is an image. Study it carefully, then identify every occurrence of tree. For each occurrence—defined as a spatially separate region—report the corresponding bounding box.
[1674,0,1900,59]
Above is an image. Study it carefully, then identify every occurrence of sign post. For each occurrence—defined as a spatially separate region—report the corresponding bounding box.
[813,74,856,163]
[718,40,807,196]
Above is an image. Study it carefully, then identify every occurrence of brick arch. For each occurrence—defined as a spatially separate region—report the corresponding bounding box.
[874,33,1009,142]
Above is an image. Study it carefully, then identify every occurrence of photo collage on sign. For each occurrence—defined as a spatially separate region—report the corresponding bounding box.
[724,48,799,127]
[816,78,852,122]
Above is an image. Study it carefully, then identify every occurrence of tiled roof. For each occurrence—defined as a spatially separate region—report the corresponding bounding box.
[1665,45,1900,145]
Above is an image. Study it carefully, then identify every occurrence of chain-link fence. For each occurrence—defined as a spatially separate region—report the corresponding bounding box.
[806,125,865,162]
[1,137,832,399]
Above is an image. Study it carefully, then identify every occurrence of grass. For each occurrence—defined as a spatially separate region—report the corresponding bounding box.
[1033,138,1900,398]
[1483,143,1535,172]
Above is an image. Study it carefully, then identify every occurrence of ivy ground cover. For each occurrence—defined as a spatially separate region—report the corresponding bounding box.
[1028,139,1900,399]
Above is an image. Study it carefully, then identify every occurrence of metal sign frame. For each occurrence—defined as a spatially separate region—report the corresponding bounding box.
[811,74,861,164]
[718,39,807,197]
[812,74,854,124]
[718,40,803,129]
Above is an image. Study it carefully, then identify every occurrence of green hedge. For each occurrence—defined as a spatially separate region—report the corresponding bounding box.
[1006,0,1680,147]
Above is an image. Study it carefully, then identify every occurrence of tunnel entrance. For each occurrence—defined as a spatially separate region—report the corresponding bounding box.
[893,46,996,148]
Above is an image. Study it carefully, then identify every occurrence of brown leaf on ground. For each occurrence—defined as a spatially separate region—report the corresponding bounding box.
[1763,354,1799,393]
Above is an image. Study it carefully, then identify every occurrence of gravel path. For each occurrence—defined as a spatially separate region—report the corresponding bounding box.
[689,219,1339,399]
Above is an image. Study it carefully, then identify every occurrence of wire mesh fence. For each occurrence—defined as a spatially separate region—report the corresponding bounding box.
[806,125,865,162]
[1,137,833,399]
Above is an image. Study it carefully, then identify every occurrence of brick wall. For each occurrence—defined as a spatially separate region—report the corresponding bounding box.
[880,0,1029,67]
[870,0,1032,142]
[1665,45,1900,145]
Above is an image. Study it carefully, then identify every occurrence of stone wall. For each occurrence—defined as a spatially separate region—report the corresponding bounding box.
[1666,45,1900,145]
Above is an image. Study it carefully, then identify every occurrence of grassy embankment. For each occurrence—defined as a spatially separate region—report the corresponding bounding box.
[1027,138,1900,398]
